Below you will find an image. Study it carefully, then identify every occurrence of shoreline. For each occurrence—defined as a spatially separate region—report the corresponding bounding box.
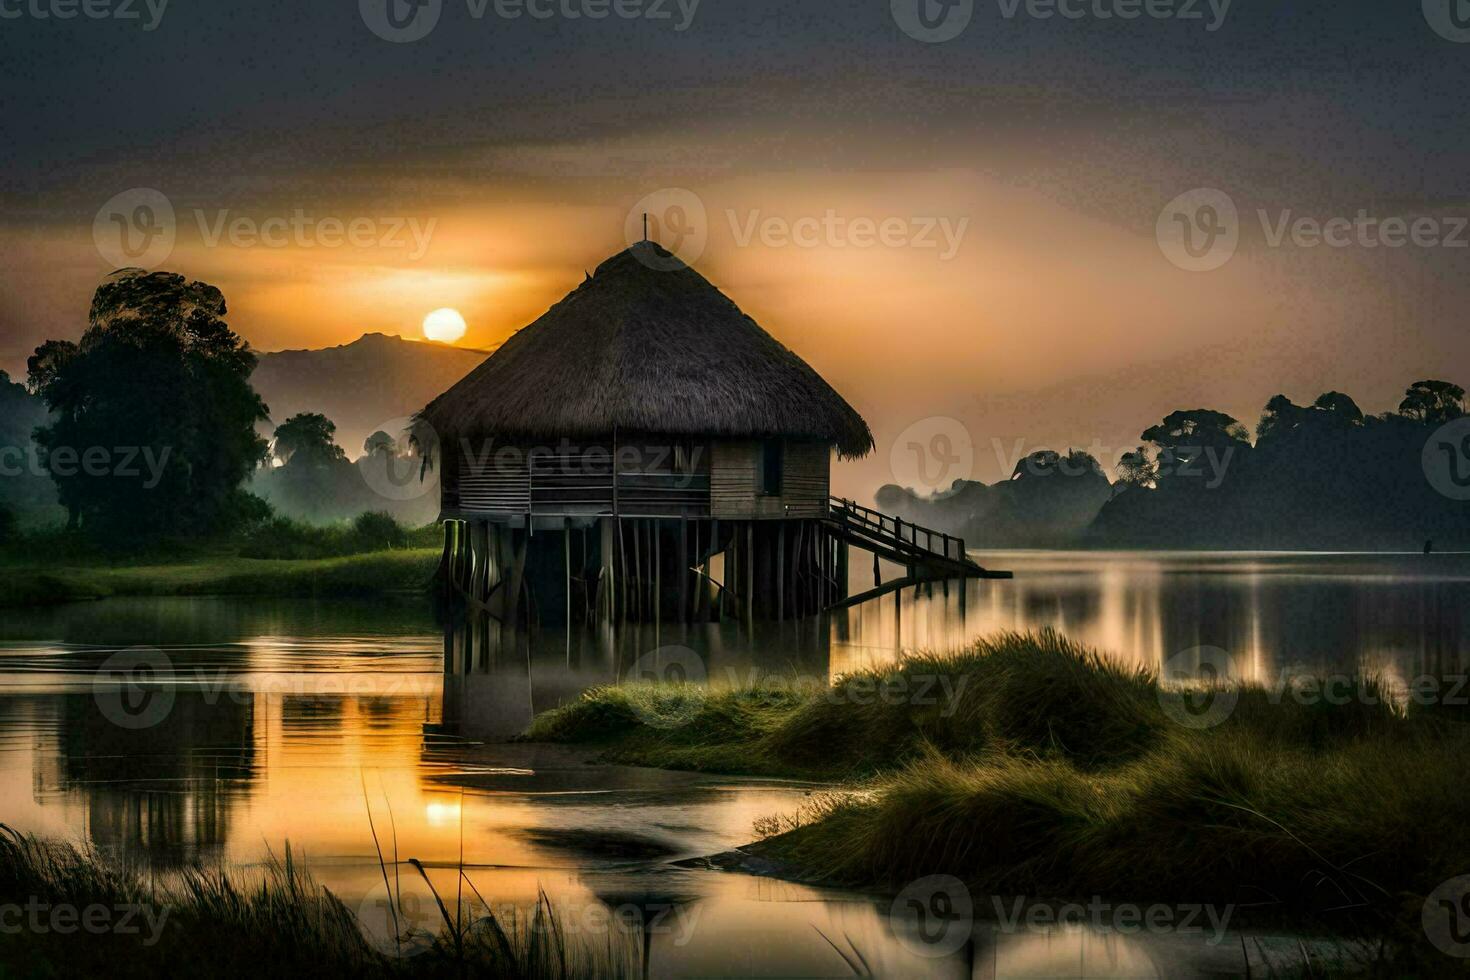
[0,549,440,608]
[520,630,1470,969]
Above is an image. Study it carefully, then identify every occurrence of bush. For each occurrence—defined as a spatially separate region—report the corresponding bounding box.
[237,513,431,560]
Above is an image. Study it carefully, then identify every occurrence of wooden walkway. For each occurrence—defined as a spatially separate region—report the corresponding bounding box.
[823,497,1010,610]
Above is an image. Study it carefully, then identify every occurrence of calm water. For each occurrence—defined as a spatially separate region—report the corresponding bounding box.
[1,552,1464,977]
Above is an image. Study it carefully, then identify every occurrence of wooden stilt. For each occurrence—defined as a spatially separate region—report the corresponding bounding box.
[776,522,785,622]
[679,516,689,624]
[745,522,754,626]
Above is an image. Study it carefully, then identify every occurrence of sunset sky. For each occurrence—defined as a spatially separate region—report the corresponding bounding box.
[3,2,1469,494]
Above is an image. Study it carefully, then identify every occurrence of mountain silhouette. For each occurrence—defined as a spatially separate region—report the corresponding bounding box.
[251,333,490,455]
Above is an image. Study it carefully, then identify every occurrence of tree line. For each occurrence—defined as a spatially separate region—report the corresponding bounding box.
[10,269,434,545]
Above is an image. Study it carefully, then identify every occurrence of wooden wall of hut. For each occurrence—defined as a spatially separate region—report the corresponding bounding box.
[438,515,850,628]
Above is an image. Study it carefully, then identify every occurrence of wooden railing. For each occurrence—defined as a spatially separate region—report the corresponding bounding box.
[828,497,969,563]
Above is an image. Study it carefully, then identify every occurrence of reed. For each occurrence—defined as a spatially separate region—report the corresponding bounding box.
[526,629,1470,967]
[0,825,638,979]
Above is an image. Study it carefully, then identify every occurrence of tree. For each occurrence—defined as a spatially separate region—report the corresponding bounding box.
[272,413,345,467]
[26,270,269,536]
[1312,391,1364,425]
[1115,447,1157,489]
[1397,380,1466,425]
[364,430,396,458]
[1142,409,1250,459]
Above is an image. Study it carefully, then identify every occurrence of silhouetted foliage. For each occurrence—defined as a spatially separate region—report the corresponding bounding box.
[886,378,1470,550]
[1114,447,1156,490]
[250,414,437,526]
[363,430,395,457]
[271,413,345,466]
[879,449,1112,548]
[1093,379,1470,549]
[1397,379,1465,425]
[24,271,269,538]
[0,370,59,526]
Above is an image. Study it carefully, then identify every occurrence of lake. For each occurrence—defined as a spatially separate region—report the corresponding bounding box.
[1,551,1463,976]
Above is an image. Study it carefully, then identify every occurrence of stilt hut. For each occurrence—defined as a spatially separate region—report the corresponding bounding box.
[420,242,874,626]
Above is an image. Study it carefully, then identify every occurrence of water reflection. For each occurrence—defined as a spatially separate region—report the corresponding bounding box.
[0,554,1464,974]
[835,551,1470,684]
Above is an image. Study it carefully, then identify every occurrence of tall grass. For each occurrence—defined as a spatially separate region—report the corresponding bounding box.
[0,826,638,978]
[526,629,1470,965]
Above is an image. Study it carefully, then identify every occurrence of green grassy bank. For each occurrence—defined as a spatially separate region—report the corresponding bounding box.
[0,549,440,607]
[526,631,1470,967]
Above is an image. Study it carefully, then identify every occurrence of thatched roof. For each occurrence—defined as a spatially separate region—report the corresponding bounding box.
[421,243,873,457]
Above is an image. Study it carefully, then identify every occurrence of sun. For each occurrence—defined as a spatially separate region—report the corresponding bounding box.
[422,307,467,343]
